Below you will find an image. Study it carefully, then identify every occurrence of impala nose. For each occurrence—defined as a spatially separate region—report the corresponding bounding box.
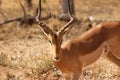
[54,56,60,61]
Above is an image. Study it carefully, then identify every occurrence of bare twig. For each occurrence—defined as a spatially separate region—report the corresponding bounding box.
[0,14,52,26]
[18,0,27,17]
[0,11,7,20]
[0,0,52,26]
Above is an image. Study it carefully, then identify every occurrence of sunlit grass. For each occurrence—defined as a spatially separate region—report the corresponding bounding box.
[0,0,120,80]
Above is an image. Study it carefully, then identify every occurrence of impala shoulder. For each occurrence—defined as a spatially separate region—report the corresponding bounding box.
[61,38,78,49]
[61,39,72,48]
[100,21,120,28]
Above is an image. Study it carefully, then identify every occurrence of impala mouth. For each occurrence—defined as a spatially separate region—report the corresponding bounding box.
[53,56,60,61]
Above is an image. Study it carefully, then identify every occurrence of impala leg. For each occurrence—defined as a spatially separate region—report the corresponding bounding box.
[72,73,80,80]
[106,51,120,67]
[72,67,82,80]
[63,73,72,80]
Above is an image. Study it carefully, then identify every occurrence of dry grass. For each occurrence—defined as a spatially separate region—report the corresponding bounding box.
[0,0,120,80]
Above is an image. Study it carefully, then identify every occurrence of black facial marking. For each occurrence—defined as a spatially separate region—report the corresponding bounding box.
[60,39,63,44]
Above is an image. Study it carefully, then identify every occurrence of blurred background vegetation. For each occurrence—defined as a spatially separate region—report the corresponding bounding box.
[0,0,120,80]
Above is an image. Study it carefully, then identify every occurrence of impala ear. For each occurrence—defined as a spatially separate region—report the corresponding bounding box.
[43,33,52,41]
[58,0,75,36]
[39,25,53,36]
[60,25,73,36]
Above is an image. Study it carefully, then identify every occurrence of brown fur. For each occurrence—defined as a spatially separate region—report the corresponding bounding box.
[50,21,120,80]
[36,0,120,79]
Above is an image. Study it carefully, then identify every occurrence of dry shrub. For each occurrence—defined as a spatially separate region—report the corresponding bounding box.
[0,0,120,80]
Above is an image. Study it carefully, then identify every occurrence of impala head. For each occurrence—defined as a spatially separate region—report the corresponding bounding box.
[36,0,75,61]
[47,32,63,61]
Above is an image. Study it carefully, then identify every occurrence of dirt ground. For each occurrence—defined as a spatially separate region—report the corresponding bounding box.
[0,0,120,80]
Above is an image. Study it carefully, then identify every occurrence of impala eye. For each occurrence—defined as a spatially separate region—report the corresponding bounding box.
[48,40,52,44]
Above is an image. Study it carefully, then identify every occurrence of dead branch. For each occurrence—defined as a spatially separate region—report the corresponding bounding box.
[18,0,27,17]
[0,14,52,26]
[0,11,7,20]
[0,0,53,26]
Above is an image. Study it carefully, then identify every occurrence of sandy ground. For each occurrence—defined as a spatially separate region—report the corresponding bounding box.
[0,0,120,80]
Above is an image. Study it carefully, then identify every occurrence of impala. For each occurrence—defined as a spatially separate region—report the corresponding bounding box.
[36,0,120,80]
